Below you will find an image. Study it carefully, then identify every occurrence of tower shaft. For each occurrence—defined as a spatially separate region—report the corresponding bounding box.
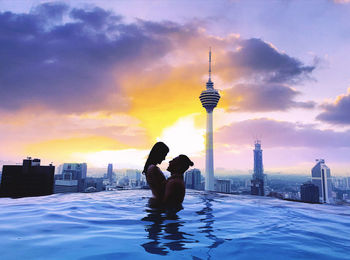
[205,111,214,191]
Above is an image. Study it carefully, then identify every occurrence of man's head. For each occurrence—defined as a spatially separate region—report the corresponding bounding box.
[167,154,194,175]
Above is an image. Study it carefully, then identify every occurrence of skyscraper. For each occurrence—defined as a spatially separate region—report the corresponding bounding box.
[199,49,221,191]
[215,179,231,193]
[300,182,319,203]
[185,168,202,190]
[251,140,265,196]
[311,159,333,203]
[54,163,87,193]
[107,163,113,184]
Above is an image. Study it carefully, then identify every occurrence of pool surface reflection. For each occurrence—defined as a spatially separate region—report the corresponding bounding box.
[0,190,349,259]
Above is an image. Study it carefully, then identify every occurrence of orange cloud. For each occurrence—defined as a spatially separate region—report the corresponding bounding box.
[122,65,217,138]
[25,136,128,163]
[0,109,149,163]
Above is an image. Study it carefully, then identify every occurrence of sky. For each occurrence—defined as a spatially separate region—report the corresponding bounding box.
[0,0,350,175]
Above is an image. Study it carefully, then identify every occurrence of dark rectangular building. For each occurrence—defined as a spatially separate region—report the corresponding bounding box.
[0,158,54,198]
[251,179,264,196]
[301,182,319,203]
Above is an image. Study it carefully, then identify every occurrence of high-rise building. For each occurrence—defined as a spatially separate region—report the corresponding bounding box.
[185,168,202,190]
[54,163,87,193]
[215,179,231,193]
[0,158,55,198]
[311,159,333,203]
[300,182,319,203]
[136,171,141,186]
[85,177,104,192]
[199,49,220,191]
[251,140,265,196]
[107,163,113,183]
[126,169,142,187]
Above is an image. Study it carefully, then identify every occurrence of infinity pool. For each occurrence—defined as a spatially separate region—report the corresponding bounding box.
[0,190,349,259]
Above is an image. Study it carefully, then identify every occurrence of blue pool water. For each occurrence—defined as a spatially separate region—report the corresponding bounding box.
[0,190,349,260]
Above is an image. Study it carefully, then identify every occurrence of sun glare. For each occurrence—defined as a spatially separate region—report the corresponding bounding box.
[73,149,149,169]
[157,115,205,159]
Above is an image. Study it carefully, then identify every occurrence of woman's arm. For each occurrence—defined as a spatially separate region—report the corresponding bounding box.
[147,165,166,199]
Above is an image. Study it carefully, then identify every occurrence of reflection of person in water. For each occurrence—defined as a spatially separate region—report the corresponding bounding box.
[163,155,194,208]
[141,209,193,255]
[143,142,169,206]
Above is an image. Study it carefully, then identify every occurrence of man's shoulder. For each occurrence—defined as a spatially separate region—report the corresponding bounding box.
[167,178,184,187]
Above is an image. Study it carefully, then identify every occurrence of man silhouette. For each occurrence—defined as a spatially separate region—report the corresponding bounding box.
[163,155,194,207]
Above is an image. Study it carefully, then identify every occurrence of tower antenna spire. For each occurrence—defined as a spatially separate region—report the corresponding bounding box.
[209,47,212,81]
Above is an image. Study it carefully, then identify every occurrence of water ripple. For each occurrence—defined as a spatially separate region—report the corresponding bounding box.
[0,190,349,260]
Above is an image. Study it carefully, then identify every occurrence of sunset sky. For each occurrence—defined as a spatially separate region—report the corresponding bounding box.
[1,0,350,175]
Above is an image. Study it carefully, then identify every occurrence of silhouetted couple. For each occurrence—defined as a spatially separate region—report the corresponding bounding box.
[143,142,193,209]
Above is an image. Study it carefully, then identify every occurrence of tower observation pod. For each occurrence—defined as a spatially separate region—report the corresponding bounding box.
[199,49,221,191]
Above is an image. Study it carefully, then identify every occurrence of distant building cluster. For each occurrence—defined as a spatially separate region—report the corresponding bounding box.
[184,168,232,194]
[0,149,349,206]
[0,158,148,198]
[55,163,88,193]
[185,168,203,190]
[215,179,231,193]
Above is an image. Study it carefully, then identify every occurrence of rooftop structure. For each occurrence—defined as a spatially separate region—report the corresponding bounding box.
[0,158,54,198]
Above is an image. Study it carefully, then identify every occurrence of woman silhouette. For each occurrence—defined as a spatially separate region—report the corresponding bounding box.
[143,142,169,206]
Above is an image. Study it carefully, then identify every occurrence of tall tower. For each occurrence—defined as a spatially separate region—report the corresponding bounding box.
[199,49,221,191]
[107,163,113,184]
[311,159,333,203]
[251,140,265,196]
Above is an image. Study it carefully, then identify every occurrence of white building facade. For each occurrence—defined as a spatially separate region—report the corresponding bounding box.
[311,159,333,203]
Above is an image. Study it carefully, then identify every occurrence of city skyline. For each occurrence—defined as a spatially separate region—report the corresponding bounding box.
[1,1,350,175]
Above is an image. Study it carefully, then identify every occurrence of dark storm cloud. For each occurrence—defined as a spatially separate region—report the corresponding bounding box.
[220,38,316,112]
[70,6,123,30]
[0,3,316,114]
[217,118,350,148]
[0,3,172,112]
[224,84,315,112]
[226,38,315,83]
[32,2,69,21]
[317,91,350,124]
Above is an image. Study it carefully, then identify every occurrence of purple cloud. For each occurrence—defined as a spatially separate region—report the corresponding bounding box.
[224,84,315,112]
[317,90,350,124]
[0,3,172,113]
[0,3,316,114]
[222,38,315,84]
[219,38,316,112]
[217,118,350,148]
